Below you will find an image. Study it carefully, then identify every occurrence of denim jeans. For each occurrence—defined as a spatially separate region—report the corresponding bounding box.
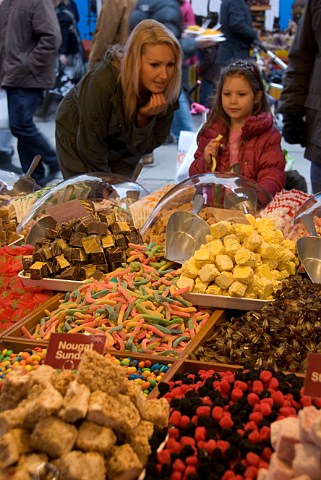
[171,90,195,142]
[6,87,58,183]
[310,161,321,194]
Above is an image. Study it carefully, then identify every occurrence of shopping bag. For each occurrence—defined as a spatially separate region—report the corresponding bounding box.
[175,131,198,183]
[0,90,9,129]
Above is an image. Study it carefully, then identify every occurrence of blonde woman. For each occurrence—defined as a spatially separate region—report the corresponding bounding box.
[55,19,182,179]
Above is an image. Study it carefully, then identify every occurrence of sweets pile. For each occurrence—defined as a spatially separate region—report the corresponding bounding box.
[0,205,20,247]
[0,245,52,333]
[259,406,321,480]
[177,216,299,300]
[0,349,170,480]
[150,367,321,480]
[21,243,211,356]
[22,211,142,281]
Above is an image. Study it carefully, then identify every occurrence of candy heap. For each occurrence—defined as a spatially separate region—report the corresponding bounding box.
[0,245,52,333]
[21,243,212,356]
[177,216,298,300]
[146,367,321,480]
[0,350,170,480]
[0,348,46,387]
[259,406,321,480]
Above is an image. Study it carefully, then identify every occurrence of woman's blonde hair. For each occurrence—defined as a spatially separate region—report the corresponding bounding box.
[118,19,182,121]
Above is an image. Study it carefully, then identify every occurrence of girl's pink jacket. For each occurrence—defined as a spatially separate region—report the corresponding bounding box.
[189,112,286,196]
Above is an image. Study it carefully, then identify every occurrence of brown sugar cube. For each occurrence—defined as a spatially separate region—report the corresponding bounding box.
[79,264,97,280]
[114,234,128,250]
[87,221,109,235]
[30,416,77,459]
[58,265,81,281]
[76,421,116,454]
[69,231,86,247]
[22,255,34,273]
[82,235,102,254]
[101,234,115,249]
[105,444,143,480]
[45,228,58,240]
[52,255,70,273]
[90,250,106,265]
[55,451,106,480]
[30,261,50,280]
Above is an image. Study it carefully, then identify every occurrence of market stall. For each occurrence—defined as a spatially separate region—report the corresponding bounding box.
[0,168,321,480]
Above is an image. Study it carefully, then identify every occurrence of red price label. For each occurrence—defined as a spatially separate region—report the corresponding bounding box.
[304,353,321,398]
[45,333,105,370]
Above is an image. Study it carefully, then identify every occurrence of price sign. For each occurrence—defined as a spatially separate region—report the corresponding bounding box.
[45,333,105,370]
[304,353,321,398]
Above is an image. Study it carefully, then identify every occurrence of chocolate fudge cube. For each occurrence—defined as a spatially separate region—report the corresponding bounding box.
[58,265,81,280]
[114,234,127,250]
[101,235,115,249]
[45,228,58,240]
[79,264,97,280]
[69,232,86,247]
[57,223,73,241]
[126,228,143,245]
[30,261,50,280]
[22,255,34,273]
[76,215,98,233]
[87,221,109,235]
[32,250,46,262]
[82,236,102,254]
[90,250,106,265]
[52,255,70,273]
[108,247,124,264]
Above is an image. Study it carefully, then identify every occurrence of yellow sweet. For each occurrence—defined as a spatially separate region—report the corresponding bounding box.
[199,264,220,283]
[233,265,254,285]
[215,254,234,272]
[234,248,252,265]
[176,275,195,290]
[228,281,247,298]
[215,271,234,290]
[194,277,209,294]
[181,257,200,279]
[210,221,233,239]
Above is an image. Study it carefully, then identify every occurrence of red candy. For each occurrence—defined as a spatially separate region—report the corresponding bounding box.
[195,426,207,442]
[212,406,224,421]
[157,449,171,464]
[247,393,260,407]
[246,452,260,466]
[173,459,185,472]
[196,406,211,417]
[179,415,191,429]
[252,380,264,393]
[231,388,243,402]
[169,411,181,426]
[171,472,182,480]
[260,370,273,384]
[219,413,234,429]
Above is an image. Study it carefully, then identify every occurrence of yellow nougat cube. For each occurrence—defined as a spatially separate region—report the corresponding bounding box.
[233,265,254,285]
[247,251,261,268]
[242,232,263,252]
[276,247,298,264]
[282,238,297,254]
[194,277,209,294]
[278,260,296,276]
[194,246,211,262]
[223,236,241,256]
[215,254,234,272]
[199,264,220,283]
[233,223,254,241]
[234,248,252,265]
[261,228,284,244]
[262,258,278,270]
[177,275,195,290]
[255,264,272,280]
[205,234,212,243]
[245,214,257,227]
[208,239,225,257]
[206,284,223,295]
[257,242,278,259]
[210,221,233,239]
[228,280,247,297]
[255,217,276,232]
[215,271,234,290]
[271,269,289,281]
[181,257,199,279]
[251,275,274,299]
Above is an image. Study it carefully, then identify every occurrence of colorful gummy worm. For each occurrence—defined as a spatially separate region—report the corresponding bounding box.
[22,243,212,355]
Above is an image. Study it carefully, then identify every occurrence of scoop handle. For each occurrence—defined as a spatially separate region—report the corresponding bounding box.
[192,193,205,215]
[25,154,42,178]
[301,213,318,237]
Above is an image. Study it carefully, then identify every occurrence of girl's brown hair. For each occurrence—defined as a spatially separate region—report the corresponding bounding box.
[198,60,270,139]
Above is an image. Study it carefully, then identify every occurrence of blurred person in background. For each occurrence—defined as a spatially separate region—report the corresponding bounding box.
[89,0,137,69]
[216,0,258,68]
[56,20,182,179]
[278,0,321,194]
[0,0,61,187]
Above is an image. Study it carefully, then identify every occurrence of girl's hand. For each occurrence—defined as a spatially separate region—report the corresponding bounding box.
[204,138,220,166]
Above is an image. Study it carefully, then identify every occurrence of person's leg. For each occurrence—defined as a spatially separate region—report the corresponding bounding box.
[170,90,195,143]
[310,161,321,194]
[6,87,59,184]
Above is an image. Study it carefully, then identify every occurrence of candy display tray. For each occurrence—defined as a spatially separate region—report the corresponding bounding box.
[18,271,84,292]
[183,292,270,310]
[2,294,225,354]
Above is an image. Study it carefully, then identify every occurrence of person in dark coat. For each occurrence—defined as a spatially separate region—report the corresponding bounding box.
[55,19,182,179]
[278,0,321,194]
[0,0,61,186]
[216,0,258,67]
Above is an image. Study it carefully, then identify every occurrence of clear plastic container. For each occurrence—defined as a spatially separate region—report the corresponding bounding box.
[0,170,20,195]
[141,172,272,245]
[292,192,321,237]
[17,172,149,234]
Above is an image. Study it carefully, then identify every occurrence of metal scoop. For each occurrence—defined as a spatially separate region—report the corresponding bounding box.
[165,194,210,264]
[223,187,258,214]
[9,154,42,196]
[296,213,321,283]
[25,215,57,245]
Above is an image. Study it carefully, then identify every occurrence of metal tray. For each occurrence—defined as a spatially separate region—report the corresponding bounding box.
[18,271,84,292]
[183,292,271,310]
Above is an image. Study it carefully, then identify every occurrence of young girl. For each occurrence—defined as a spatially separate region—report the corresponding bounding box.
[189,60,286,196]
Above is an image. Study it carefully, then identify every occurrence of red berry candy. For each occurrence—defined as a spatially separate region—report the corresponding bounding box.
[247,392,260,407]
[157,449,171,464]
[231,388,243,402]
[252,380,264,393]
[169,411,181,426]
[171,472,182,480]
[196,405,211,417]
[212,406,224,421]
[179,415,191,429]
[219,413,234,429]
[246,452,260,466]
[260,370,273,384]
[173,458,185,472]
[195,426,207,442]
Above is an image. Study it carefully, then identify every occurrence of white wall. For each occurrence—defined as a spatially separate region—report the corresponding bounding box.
[191,0,280,32]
